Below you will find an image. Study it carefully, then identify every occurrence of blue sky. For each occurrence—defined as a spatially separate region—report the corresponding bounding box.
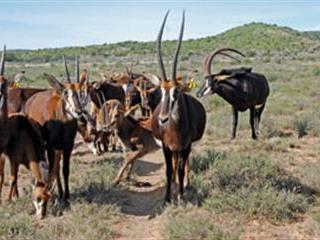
[1,1,320,50]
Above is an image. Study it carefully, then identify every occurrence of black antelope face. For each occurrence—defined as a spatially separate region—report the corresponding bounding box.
[158,81,180,126]
[196,76,215,98]
[59,56,90,119]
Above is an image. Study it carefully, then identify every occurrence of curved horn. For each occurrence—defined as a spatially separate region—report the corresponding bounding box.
[75,56,79,83]
[0,45,6,76]
[172,10,185,84]
[157,10,170,81]
[204,48,245,76]
[218,52,242,63]
[63,56,71,83]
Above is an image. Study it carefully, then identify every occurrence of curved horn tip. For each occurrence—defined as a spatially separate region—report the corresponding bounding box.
[156,10,171,81]
[172,10,185,82]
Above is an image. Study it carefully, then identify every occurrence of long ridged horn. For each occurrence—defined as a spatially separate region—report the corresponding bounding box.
[75,56,79,83]
[63,56,71,83]
[204,48,245,76]
[157,10,170,81]
[172,11,185,84]
[0,45,6,76]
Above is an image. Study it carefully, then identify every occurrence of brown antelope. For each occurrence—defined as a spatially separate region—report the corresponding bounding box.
[0,46,53,219]
[150,11,206,202]
[24,56,94,201]
[97,99,158,185]
[8,87,46,114]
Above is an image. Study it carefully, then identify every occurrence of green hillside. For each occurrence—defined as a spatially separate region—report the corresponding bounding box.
[303,31,320,40]
[5,22,320,63]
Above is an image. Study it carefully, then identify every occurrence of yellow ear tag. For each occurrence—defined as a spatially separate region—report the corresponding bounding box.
[188,79,197,91]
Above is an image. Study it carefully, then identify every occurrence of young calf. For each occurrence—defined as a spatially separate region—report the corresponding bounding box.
[99,99,159,185]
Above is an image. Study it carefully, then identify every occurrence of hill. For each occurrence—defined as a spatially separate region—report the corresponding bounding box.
[4,22,320,63]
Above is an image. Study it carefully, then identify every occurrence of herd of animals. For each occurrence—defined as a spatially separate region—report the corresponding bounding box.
[0,11,270,219]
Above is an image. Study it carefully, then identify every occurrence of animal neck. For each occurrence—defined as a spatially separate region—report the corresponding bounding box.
[215,81,239,106]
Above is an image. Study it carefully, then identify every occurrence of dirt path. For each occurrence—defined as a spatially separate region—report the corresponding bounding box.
[111,150,167,240]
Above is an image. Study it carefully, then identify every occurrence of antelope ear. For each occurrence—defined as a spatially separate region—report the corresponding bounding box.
[144,73,161,87]
[80,69,88,85]
[44,73,64,94]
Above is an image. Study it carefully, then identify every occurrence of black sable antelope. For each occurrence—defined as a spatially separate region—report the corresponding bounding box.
[197,48,270,139]
[151,11,206,202]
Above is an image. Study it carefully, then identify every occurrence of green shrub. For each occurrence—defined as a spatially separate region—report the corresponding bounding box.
[294,118,311,138]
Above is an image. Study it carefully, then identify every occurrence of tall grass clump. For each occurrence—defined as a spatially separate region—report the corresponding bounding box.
[293,118,311,138]
[190,151,314,222]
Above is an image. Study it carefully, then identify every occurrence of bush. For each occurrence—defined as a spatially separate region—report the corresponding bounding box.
[294,118,311,138]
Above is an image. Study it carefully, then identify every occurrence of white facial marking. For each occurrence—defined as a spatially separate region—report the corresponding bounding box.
[169,87,176,102]
[202,87,212,97]
[154,137,163,147]
[161,87,166,103]
[122,84,128,94]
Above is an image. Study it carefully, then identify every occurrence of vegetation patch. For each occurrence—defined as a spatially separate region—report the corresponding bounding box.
[189,151,315,222]
[164,206,238,240]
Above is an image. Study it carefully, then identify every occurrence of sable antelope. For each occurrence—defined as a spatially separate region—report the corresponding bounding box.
[24,56,93,201]
[0,46,53,219]
[94,91,118,153]
[8,87,46,114]
[151,11,206,202]
[133,75,159,116]
[97,99,158,184]
[197,48,270,139]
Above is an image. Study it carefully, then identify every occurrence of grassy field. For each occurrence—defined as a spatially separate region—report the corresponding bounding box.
[1,22,320,239]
